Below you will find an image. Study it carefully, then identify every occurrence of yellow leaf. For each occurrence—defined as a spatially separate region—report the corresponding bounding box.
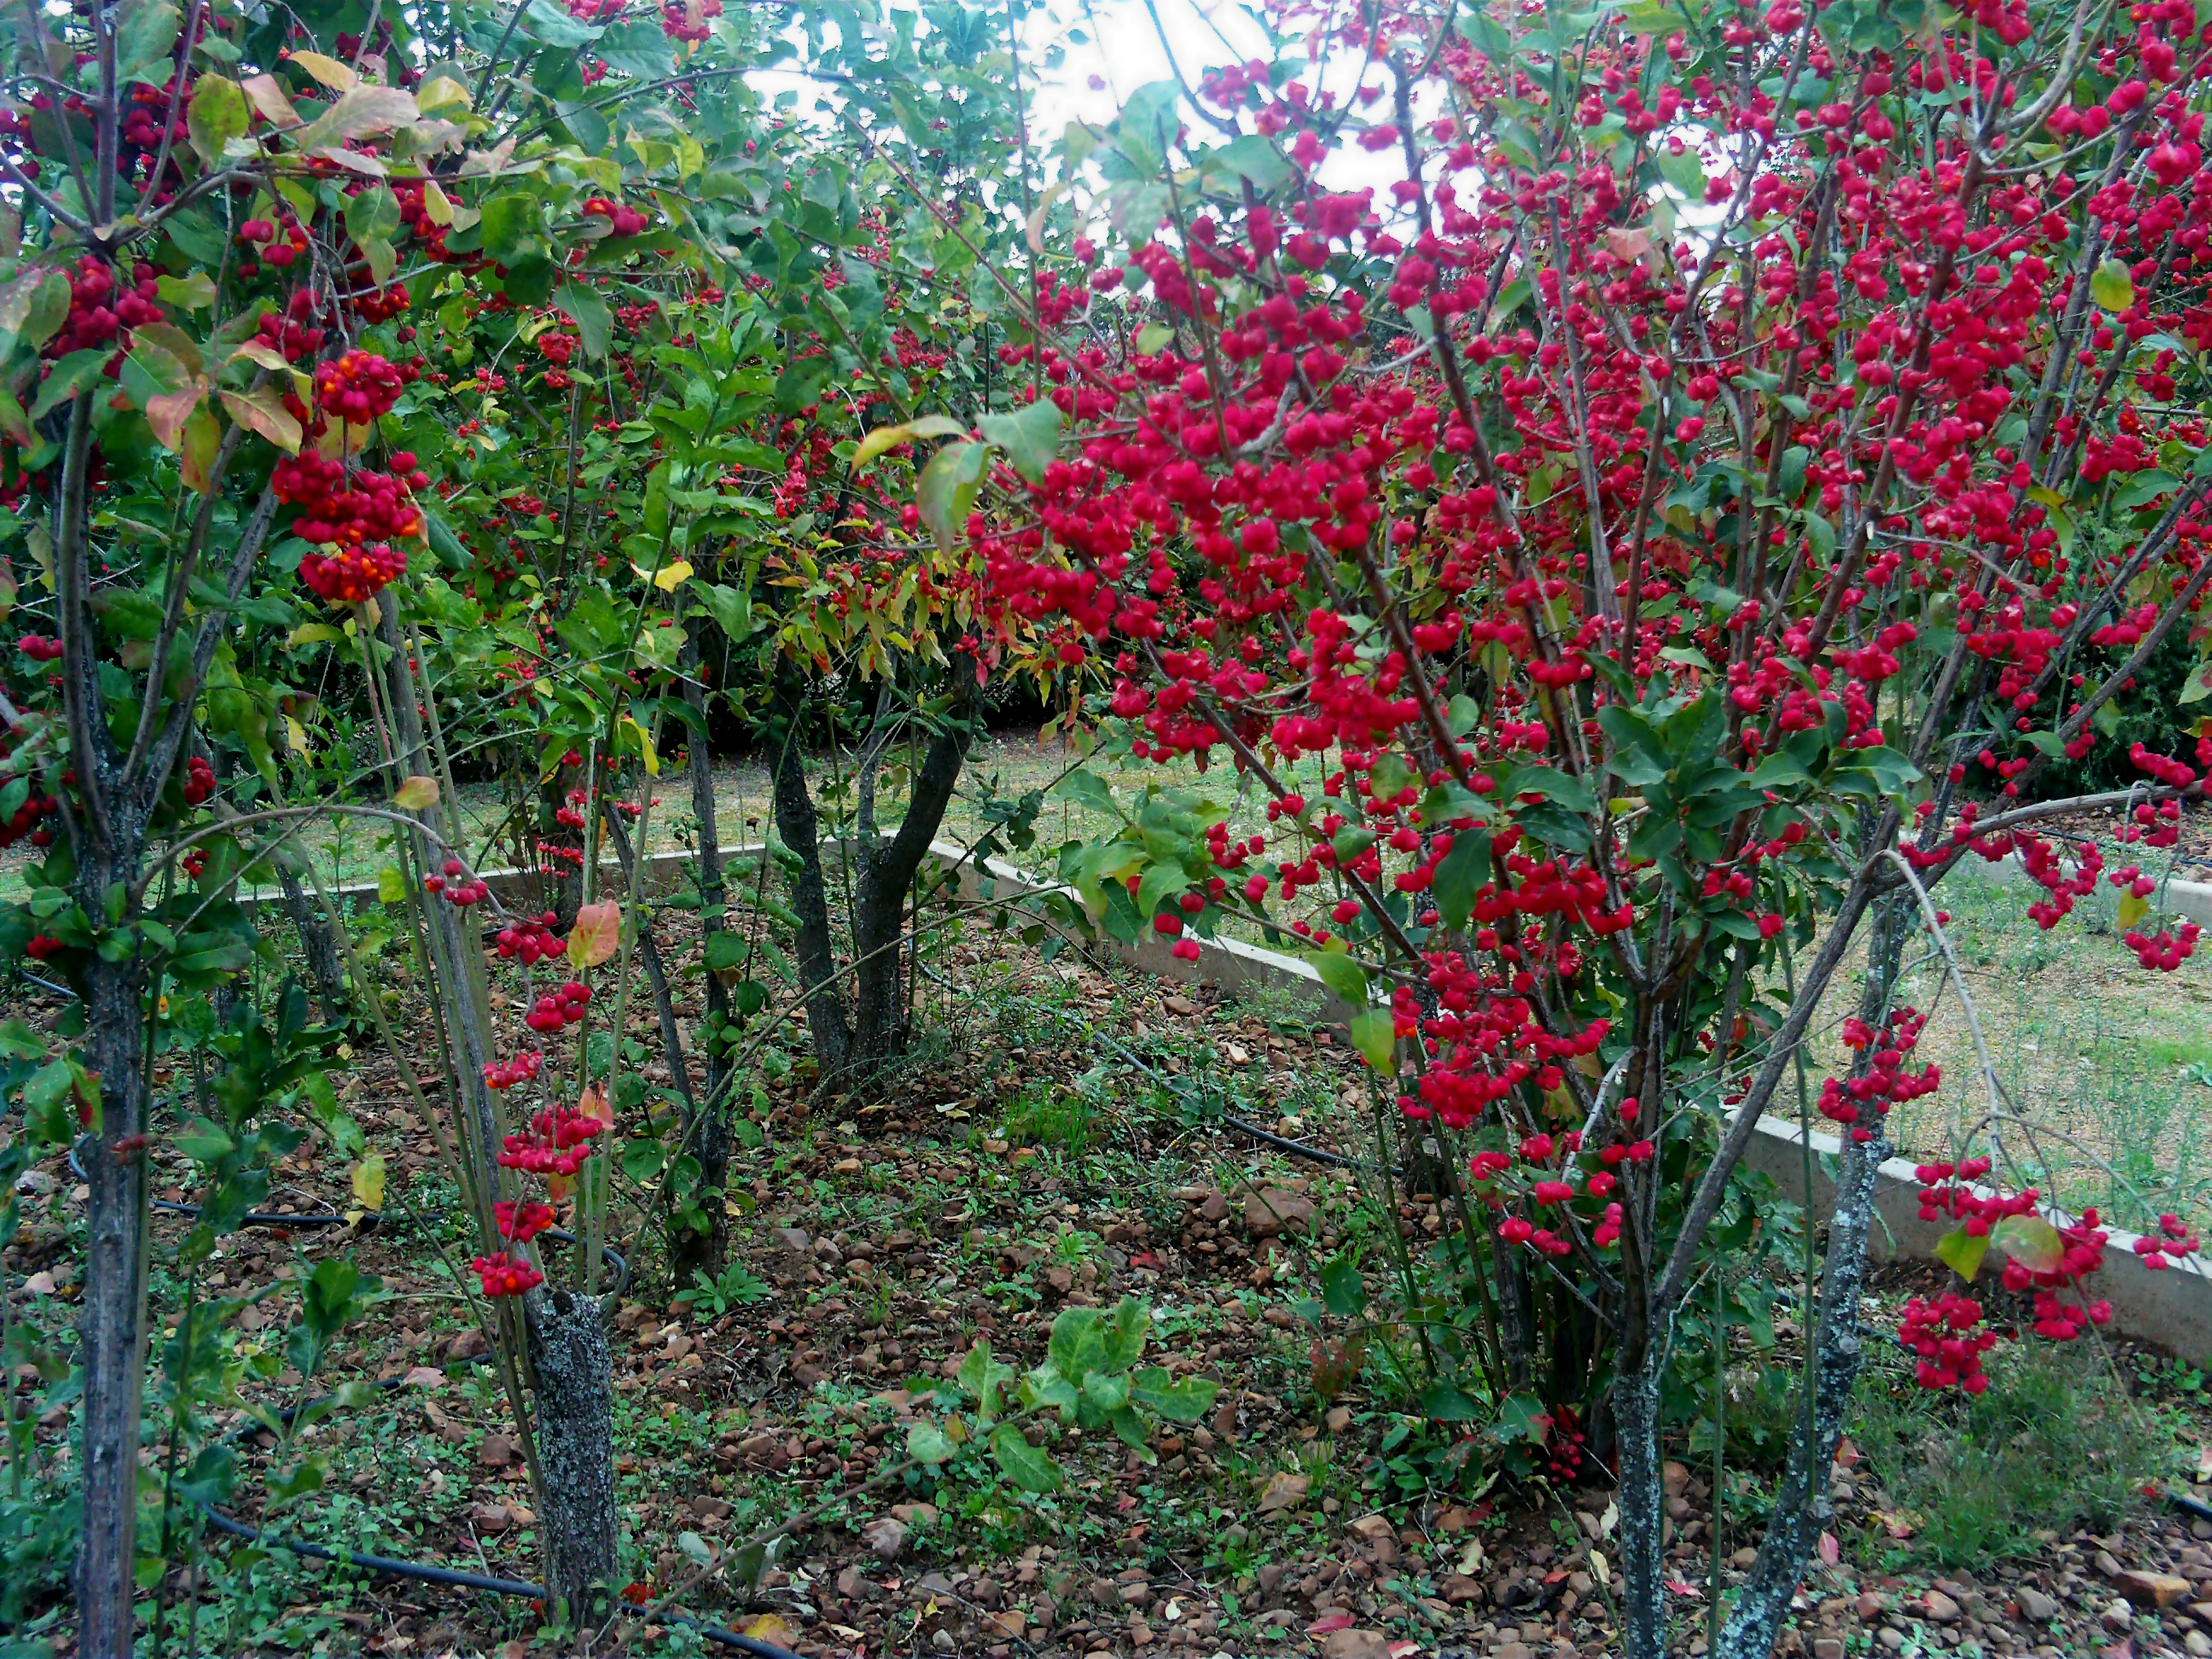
[350,1153,386,1213]
[286,622,344,647]
[621,713,659,776]
[377,865,406,904]
[239,72,302,128]
[2119,888,2151,930]
[568,899,621,968]
[741,1616,794,1648]
[285,714,310,756]
[653,558,693,592]
[393,775,439,810]
[218,386,301,454]
[422,178,455,226]
[285,50,359,91]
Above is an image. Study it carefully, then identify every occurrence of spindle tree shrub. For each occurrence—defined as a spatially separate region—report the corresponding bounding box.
[940,0,2212,1651]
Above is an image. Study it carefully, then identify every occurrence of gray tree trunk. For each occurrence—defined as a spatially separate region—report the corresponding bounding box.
[525,1286,617,1613]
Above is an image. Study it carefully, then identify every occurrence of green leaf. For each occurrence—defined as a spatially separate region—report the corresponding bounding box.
[117,0,182,82]
[1206,133,1293,191]
[957,1340,1011,1418]
[1047,1305,1107,1381]
[1418,1380,1483,1421]
[1347,1006,1396,1073]
[915,440,987,551]
[695,581,754,645]
[1130,1366,1219,1422]
[523,0,603,45]
[978,398,1063,484]
[906,1421,957,1464]
[702,930,747,973]
[1494,1393,1552,1445]
[1933,1224,1989,1282]
[851,415,966,472]
[1430,832,1486,931]
[1319,1253,1365,1318]
[1309,949,1369,1007]
[345,185,403,243]
[1990,1214,2065,1273]
[990,1423,1062,1492]
[187,75,248,167]
[478,192,542,263]
[31,350,109,421]
[2091,257,2135,312]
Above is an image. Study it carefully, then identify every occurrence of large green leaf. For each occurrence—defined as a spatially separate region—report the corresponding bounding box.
[990,1423,1061,1492]
[978,398,1062,484]
[916,440,987,550]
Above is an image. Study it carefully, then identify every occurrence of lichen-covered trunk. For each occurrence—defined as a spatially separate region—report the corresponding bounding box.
[75,938,152,1658]
[276,863,350,1022]
[525,1286,617,1613]
[671,643,733,1284]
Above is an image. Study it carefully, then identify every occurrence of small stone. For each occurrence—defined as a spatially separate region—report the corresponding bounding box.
[1436,1506,1478,1534]
[890,1502,939,1526]
[476,1432,516,1468]
[1813,1642,1846,1659]
[1876,1630,1904,1653]
[1922,1590,1961,1624]
[864,1515,908,1562]
[1257,1470,1309,1513]
[832,1156,863,1174]
[446,1329,491,1361]
[930,1629,955,1653]
[1494,1643,1535,1659]
[1439,1574,1485,1606]
[2186,1632,2212,1658]
[1346,1514,1398,1565]
[1729,1547,1759,1571]
[1665,1460,1691,1496]
[1320,1629,1390,1659]
[988,1611,1027,1641]
[1856,1593,1886,1622]
[2018,1587,2060,1622]
[1325,1406,1352,1434]
[402,1365,444,1389]
[774,1226,811,1253]
[1243,1187,1317,1238]
[2103,1596,2135,1631]
[469,1501,510,1532]
[2112,1570,2192,1609]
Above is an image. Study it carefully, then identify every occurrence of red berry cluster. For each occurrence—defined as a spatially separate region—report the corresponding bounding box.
[1897,1293,1998,1393]
[422,858,489,906]
[238,217,311,276]
[658,0,722,41]
[48,256,163,357]
[495,1199,556,1242]
[15,635,61,662]
[254,293,328,364]
[2133,1213,2202,1270]
[314,350,407,423]
[482,1051,544,1091]
[0,771,55,847]
[582,196,652,236]
[494,911,566,964]
[472,1250,545,1297]
[1815,1009,1938,1141]
[2125,920,2202,971]
[181,755,213,805]
[300,542,406,605]
[26,934,62,958]
[524,980,593,1032]
[497,1101,606,1176]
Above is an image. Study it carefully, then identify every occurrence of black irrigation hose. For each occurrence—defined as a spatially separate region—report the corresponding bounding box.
[196,1508,807,1659]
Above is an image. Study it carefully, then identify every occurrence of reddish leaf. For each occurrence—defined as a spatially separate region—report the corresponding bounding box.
[568,900,621,968]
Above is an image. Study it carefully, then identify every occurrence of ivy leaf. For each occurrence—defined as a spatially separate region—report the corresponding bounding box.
[2090,258,2135,312]
[1933,1224,1989,1283]
[989,1423,1061,1492]
[1990,1215,2066,1274]
[568,899,621,968]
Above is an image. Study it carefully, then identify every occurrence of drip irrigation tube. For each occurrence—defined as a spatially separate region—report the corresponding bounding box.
[196,1508,806,1658]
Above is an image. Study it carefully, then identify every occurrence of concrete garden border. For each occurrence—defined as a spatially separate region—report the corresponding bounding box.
[238,838,2212,1366]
